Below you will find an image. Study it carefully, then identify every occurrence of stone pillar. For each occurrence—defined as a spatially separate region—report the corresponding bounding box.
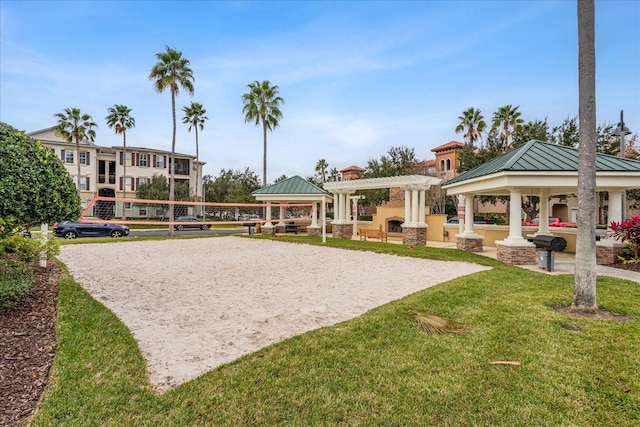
[455,194,484,252]
[402,225,427,246]
[463,194,475,235]
[261,224,275,235]
[278,204,285,226]
[608,191,623,224]
[596,240,626,264]
[495,188,536,264]
[456,237,484,252]
[505,188,527,244]
[333,223,353,239]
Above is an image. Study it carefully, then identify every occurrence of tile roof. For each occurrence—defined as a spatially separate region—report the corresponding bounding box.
[431,141,464,152]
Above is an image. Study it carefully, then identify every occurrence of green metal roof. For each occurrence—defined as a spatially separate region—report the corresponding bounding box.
[443,140,640,186]
[252,175,330,195]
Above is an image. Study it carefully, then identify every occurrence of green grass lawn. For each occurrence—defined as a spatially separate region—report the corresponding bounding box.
[32,236,639,426]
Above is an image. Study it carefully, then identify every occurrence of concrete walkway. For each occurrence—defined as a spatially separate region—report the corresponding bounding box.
[356,236,639,283]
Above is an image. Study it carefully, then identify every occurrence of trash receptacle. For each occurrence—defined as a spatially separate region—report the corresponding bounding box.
[538,251,555,270]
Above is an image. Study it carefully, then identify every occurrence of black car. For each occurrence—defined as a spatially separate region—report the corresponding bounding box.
[53,221,130,239]
[174,216,210,230]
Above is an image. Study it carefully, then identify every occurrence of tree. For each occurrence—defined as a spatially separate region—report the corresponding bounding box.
[274,174,288,184]
[52,107,97,196]
[135,174,192,218]
[149,46,195,236]
[1,122,80,231]
[573,0,597,311]
[491,105,524,153]
[327,167,341,182]
[205,168,260,204]
[315,158,329,183]
[105,104,135,218]
[512,119,550,148]
[552,116,580,147]
[242,80,284,187]
[182,101,208,218]
[363,146,418,205]
[455,107,486,148]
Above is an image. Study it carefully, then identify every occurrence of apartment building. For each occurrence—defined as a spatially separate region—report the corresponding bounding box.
[28,127,204,219]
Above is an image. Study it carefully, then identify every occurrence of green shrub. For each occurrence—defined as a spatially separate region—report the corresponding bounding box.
[0,258,33,311]
[0,234,59,262]
[358,215,373,221]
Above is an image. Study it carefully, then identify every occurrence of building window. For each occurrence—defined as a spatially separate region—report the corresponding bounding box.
[439,159,445,172]
[124,202,131,209]
[50,148,56,155]
[155,208,164,217]
[139,154,148,167]
[155,156,164,168]
[125,177,132,189]
[65,151,74,164]
[79,151,89,165]
[446,159,451,170]
[79,176,90,191]
[138,177,148,186]
[139,207,147,216]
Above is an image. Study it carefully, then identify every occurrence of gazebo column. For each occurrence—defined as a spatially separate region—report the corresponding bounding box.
[277,204,285,227]
[596,190,625,264]
[307,202,321,236]
[536,190,551,236]
[496,188,536,264]
[455,193,484,252]
[418,190,426,225]
[404,189,411,226]
[261,204,275,235]
[402,186,428,246]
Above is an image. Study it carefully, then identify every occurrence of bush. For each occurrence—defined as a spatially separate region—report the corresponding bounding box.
[0,258,33,311]
[609,213,640,263]
[0,234,59,262]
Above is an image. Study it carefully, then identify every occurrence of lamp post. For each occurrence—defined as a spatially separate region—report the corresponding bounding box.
[612,109,631,219]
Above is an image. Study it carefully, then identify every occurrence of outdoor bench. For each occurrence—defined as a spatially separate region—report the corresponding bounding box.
[359,226,388,242]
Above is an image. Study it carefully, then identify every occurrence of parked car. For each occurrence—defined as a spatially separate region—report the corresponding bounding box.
[53,221,130,239]
[523,217,576,227]
[174,216,210,230]
[239,214,260,222]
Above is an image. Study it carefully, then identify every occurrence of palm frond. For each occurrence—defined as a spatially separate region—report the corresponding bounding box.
[414,312,464,335]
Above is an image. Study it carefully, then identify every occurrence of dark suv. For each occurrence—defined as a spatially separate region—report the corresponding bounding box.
[53,221,130,239]
[174,216,210,230]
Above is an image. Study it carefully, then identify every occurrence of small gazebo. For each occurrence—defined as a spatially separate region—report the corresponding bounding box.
[252,175,331,236]
[442,140,640,264]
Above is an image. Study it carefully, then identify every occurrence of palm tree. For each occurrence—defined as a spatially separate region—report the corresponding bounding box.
[242,80,284,187]
[182,101,208,219]
[53,107,97,196]
[105,104,135,219]
[315,158,329,183]
[149,46,195,236]
[573,0,598,311]
[491,105,524,152]
[455,107,486,148]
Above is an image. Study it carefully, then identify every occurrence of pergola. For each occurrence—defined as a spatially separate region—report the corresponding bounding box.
[324,175,441,244]
[442,140,640,263]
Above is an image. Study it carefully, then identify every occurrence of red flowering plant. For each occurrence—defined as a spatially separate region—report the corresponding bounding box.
[609,213,640,263]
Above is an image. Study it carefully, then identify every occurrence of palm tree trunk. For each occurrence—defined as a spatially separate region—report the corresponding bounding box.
[573,0,597,310]
[262,120,267,187]
[122,131,127,220]
[169,88,176,237]
[195,126,201,219]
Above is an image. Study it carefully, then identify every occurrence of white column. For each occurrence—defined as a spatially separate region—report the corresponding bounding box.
[505,188,527,243]
[457,194,465,234]
[404,189,411,225]
[265,204,273,227]
[464,194,475,235]
[411,189,419,224]
[537,190,550,235]
[277,204,285,226]
[608,191,623,227]
[418,189,426,225]
[321,197,327,243]
[352,196,358,235]
[311,202,318,227]
[333,193,340,222]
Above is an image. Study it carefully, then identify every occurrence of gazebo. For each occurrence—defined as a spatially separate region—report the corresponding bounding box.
[252,175,331,236]
[442,140,640,264]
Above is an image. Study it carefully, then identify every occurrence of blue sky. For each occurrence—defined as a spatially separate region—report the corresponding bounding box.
[1,0,638,183]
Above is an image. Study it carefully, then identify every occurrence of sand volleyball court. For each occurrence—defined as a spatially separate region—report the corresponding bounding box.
[58,237,491,393]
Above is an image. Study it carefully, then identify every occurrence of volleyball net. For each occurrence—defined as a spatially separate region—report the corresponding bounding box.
[79,196,316,227]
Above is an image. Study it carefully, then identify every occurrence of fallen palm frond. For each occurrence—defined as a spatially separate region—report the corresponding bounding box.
[414,312,464,335]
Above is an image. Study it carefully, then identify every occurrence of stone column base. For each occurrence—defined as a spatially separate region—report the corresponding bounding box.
[402,226,427,246]
[596,240,625,265]
[274,225,285,234]
[456,236,484,252]
[307,226,321,237]
[261,226,275,236]
[333,223,354,239]
[496,243,536,265]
